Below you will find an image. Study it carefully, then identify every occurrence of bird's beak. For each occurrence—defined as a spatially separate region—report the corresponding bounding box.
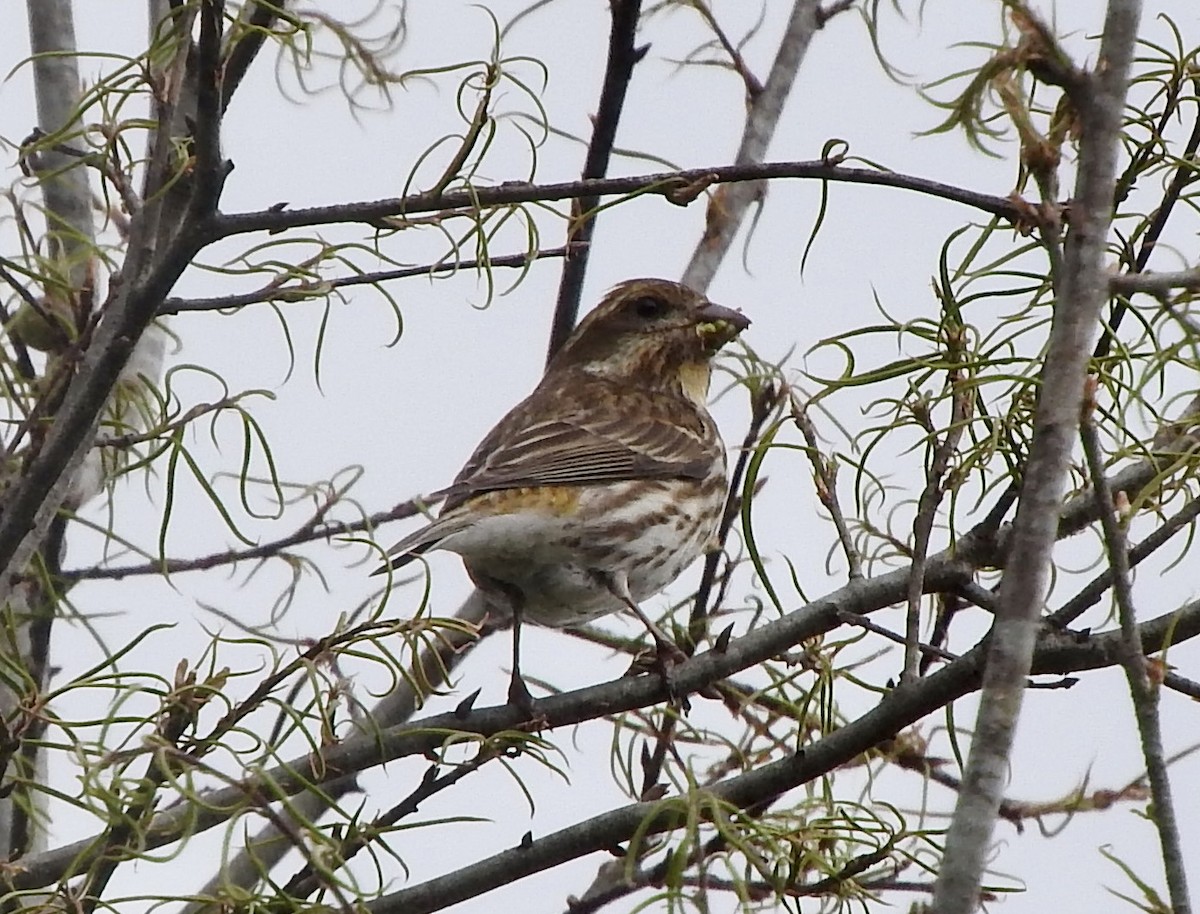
[695,301,751,350]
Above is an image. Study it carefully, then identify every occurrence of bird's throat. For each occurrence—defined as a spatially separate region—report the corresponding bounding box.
[677,361,712,407]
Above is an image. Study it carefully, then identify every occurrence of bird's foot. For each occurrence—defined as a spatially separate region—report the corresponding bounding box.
[626,635,689,704]
[507,672,548,728]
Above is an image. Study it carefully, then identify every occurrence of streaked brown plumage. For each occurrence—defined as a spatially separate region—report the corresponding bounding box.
[379,278,749,708]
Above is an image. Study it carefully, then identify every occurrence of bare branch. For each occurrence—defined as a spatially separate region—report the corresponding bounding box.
[158,247,572,316]
[933,4,1145,911]
[904,318,971,681]
[1081,381,1191,913]
[682,0,825,292]
[209,161,1024,240]
[545,0,644,359]
[791,393,863,580]
[1109,267,1200,295]
[63,491,433,582]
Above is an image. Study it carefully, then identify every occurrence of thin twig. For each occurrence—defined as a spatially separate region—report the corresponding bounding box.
[690,381,782,633]
[545,0,644,359]
[891,743,1150,831]
[159,247,572,316]
[61,490,433,582]
[791,392,862,580]
[427,65,496,198]
[179,590,493,914]
[1162,671,1200,700]
[92,397,241,448]
[689,0,763,97]
[1080,378,1191,913]
[221,0,291,111]
[75,668,209,913]
[902,322,971,681]
[0,261,40,380]
[1097,85,1200,358]
[836,609,958,663]
[209,161,1026,241]
[276,747,499,903]
[1047,491,1200,628]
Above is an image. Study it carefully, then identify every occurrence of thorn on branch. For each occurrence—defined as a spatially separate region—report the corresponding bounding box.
[454,689,481,719]
[713,623,734,653]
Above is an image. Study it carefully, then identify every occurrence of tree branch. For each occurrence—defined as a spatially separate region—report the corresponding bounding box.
[544,0,644,360]
[221,1,290,112]
[158,247,571,316]
[933,3,1144,910]
[1081,386,1191,912]
[1109,267,1200,295]
[363,599,1200,914]
[16,545,1200,899]
[208,161,1023,241]
[682,0,826,292]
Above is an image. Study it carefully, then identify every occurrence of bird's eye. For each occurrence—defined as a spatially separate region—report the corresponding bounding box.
[631,296,668,320]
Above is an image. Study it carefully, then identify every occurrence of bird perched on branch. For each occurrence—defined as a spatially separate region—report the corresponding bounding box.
[377,278,750,711]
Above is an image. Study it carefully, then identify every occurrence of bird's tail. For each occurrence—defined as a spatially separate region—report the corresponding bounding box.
[371,513,474,577]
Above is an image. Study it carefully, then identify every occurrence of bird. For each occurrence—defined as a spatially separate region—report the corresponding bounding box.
[376,278,750,711]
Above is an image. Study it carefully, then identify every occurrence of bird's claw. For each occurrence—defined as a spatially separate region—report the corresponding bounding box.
[625,637,688,705]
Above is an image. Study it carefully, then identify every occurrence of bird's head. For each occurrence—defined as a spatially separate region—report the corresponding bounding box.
[547,278,750,403]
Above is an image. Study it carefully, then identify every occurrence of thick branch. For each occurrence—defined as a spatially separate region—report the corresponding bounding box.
[0,6,227,614]
[364,599,1200,914]
[25,0,95,283]
[933,3,1144,911]
[17,542,1200,899]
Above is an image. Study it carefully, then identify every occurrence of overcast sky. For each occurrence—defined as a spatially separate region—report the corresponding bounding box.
[3,2,1199,911]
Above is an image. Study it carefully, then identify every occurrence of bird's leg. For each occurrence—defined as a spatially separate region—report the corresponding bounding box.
[602,571,687,685]
[475,575,537,716]
[507,599,537,716]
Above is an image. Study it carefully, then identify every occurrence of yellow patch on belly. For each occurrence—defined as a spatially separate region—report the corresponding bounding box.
[677,361,712,406]
[467,486,582,515]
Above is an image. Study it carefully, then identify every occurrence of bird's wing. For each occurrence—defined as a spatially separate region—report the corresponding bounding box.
[443,395,717,509]
[377,382,720,572]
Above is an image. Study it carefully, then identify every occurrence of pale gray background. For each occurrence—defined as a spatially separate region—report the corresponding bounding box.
[2,1,1197,911]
